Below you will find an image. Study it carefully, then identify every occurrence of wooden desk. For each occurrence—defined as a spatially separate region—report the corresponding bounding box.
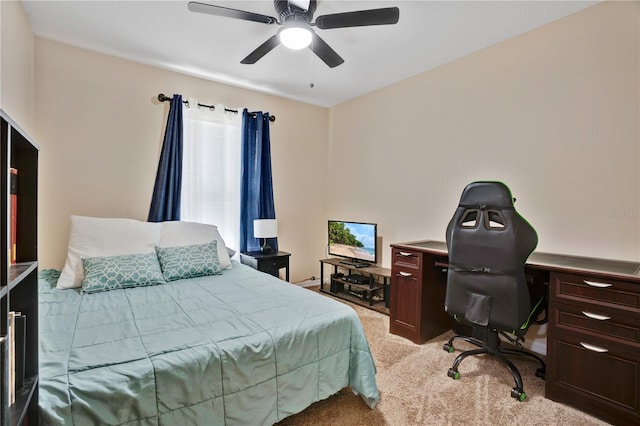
[390,240,640,426]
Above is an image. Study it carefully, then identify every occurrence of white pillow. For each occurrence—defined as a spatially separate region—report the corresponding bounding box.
[57,216,161,289]
[158,221,232,269]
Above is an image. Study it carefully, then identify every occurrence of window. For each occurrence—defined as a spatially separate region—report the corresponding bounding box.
[181,104,241,251]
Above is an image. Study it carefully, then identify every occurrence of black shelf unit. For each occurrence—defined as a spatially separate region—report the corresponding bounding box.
[329,276,385,303]
[0,110,39,426]
[319,258,391,315]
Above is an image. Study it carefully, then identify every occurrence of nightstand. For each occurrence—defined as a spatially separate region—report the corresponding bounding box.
[240,251,291,282]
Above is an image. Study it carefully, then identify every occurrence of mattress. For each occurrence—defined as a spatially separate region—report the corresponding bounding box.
[38,261,379,425]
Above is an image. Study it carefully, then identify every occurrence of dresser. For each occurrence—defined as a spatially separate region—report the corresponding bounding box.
[389,240,640,425]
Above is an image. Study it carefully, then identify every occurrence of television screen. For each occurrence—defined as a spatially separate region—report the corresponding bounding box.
[328,220,377,265]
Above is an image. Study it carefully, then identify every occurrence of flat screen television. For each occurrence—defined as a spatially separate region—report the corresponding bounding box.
[328,220,377,267]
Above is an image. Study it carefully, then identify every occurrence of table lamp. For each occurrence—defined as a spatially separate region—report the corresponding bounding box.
[254,219,277,253]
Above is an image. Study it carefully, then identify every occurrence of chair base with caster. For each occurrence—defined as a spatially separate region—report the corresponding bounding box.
[443,329,546,401]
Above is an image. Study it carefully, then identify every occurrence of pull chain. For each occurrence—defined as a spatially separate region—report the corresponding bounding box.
[309,37,315,89]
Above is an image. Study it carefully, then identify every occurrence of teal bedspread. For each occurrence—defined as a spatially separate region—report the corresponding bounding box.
[38,262,379,425]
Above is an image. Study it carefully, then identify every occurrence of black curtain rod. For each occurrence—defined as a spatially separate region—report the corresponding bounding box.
[157,93,275,122]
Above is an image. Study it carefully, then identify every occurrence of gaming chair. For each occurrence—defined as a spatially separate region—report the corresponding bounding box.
[443,181,546,401]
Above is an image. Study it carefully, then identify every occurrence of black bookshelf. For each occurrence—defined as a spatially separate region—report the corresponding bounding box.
[0,110,39,426]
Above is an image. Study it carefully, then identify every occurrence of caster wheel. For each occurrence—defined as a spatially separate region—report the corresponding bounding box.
[535,367,546,379]
[511,388,526,402]
[447,368,460,380]
[443,343,454,353]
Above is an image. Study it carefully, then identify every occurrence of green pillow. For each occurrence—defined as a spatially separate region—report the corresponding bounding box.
[155,240,222,281]
[81,252,165,293]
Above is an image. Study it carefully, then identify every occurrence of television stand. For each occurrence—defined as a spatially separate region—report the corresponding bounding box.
[319,258,391,315]
[339,260,370,268]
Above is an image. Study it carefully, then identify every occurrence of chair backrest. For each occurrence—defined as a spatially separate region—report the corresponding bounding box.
[444,181,538,332]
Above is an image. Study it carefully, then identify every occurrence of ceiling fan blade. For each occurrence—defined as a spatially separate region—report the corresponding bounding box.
[310,33,344,68]
[241,35,280,64]
[188,2,277,24]
[315,7,399,29]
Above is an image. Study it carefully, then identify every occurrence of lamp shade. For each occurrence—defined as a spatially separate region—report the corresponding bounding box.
[254,219,278,238]
[278,24,312,50]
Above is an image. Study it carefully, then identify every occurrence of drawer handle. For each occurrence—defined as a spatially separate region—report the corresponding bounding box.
[582,311,611,321]
[579,342,608,353]
[399,252,413,257]
[398,271,413,277]
[583,280,612,288]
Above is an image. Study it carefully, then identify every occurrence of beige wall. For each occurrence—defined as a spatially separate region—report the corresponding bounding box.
[33,39,328,282]
[3,0,638,357]
[10,0,640,290]
[329,0,640,269]
[0,0,34,132]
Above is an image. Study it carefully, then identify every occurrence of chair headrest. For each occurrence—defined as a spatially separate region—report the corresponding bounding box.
[457,181,515,209]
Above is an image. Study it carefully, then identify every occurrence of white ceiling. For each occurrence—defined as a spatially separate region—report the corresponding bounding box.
[22,0,600,107]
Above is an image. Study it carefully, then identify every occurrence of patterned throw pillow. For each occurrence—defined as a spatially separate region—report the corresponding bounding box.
[81,252,166,293]
[155,240,222,281]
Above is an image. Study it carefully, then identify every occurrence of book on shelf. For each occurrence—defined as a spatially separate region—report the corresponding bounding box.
[8,312,14,405]
[10,167,17,265]
[13,313,25,390]
[6,311,26,408]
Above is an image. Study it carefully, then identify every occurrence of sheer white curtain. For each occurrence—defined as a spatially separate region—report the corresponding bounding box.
[181,100,241,251]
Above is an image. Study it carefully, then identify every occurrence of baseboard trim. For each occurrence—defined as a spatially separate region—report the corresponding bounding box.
[526,339,547,356]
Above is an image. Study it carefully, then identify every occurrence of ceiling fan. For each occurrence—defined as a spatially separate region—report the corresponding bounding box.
[187,0,400,68]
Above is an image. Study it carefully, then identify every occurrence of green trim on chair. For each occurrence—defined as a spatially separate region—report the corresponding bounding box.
[520,297,544,330]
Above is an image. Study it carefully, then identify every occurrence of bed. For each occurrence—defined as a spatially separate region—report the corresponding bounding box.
[38,217,379,425]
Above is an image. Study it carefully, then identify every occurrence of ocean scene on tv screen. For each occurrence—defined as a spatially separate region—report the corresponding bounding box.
[329,222,375,262]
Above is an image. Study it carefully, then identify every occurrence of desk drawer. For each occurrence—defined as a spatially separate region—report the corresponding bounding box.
[390,248,424,343]
[551,272,640,315]
[390,269,420,331]
[392,249,422,270]
[546,328,640,423]
[548,271,640,425]
[551,301,640,348]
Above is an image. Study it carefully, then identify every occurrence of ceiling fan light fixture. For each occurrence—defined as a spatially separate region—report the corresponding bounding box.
[279,24,312,50]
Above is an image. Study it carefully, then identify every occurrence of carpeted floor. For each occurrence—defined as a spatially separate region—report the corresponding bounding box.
[278,287,611,425]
